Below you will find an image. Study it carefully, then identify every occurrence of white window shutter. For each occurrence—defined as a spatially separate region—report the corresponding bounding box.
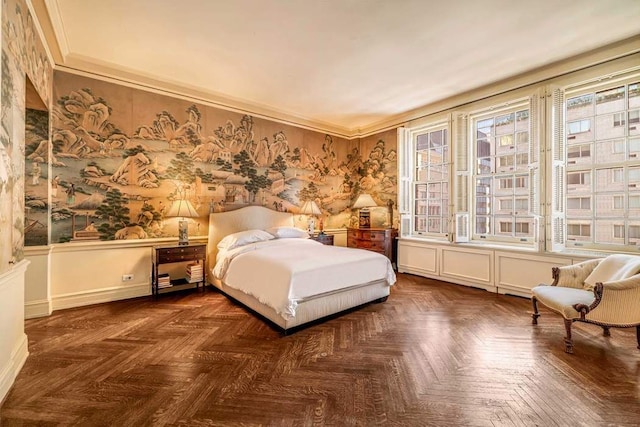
[550,88,566,252]
[528,90,543,249]
[397,127,412,237]
[453,113,470,242]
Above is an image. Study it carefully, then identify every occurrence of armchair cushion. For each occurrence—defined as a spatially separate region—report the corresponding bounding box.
[531,286,595,319]
[584,254,640,291]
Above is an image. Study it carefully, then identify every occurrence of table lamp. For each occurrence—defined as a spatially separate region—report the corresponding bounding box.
[166,199,199,245]
[299,200,321,235]
[353,193,377,228]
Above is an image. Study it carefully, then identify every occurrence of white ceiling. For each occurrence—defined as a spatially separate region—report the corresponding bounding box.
[38,0,640,136]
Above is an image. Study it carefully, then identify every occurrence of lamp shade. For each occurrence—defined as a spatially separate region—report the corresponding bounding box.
[299,200,321,215]
[352,194,377,209]
[166,199,199,218]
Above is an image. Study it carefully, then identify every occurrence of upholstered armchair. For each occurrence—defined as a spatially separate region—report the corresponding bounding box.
[531,255,640,353]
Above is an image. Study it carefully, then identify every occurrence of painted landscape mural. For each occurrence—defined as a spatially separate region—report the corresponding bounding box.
[24,107,49,245]
[24,70,397,244]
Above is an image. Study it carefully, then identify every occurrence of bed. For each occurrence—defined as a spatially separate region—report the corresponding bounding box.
[206,205,396,332]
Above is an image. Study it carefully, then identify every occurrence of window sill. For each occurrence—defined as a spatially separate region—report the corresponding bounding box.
[399,236,539,253]
[399,237,640,260]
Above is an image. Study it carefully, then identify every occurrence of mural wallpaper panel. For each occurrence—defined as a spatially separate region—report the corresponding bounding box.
[24,107,48,245]
[41,70,397,244]
[357,129,399,229]
[1,0,52,273]
[2,0,51,105]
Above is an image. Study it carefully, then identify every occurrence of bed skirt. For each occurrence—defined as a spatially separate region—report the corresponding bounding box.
[209,278,390,332]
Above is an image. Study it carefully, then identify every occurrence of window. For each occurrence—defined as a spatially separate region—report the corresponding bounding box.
[515,176,527,188]
[499,135,513,146]
[557,77,640,250]
[612,140,625,153]
[613,112,626,127]
[469,100,537,244]
[568,119,590,134]
[515,222,530,234]
[614,195,624,209]
[567,171,590,185]
[410,125,449,237]
[567,223,591,237]
[568,197,590,210]
[567,144,591,159]
[612,168,624,183]
[499,178,513,189]
[614,224,625,238]
[398,66,639,256]
[500,199,513,211]
[514,198,528,211]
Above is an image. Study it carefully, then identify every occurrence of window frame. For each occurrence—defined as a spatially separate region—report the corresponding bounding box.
[554,71,640,252]
[405,121,451,240]
[467,97,540,247]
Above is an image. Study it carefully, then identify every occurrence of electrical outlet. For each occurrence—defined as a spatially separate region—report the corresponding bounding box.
[122,274,134,282]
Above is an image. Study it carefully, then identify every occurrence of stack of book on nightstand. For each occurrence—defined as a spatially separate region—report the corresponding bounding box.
[186,263,203,283]
[157,273,172,289]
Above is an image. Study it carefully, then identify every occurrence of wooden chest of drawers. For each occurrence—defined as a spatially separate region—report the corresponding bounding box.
[347,228,398,263]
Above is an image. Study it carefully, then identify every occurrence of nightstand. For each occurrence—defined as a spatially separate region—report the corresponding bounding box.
[310,233,334,245]
[152,243,206,296]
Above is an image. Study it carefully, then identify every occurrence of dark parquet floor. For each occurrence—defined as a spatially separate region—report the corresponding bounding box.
[1,273,639,426]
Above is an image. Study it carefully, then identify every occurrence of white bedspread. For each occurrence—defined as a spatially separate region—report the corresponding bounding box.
[213,238,396,319]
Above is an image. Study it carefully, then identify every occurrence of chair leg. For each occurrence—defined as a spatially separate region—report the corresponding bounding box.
[531,297,540,325]
[564,319,574,354]
[637,325,640,350]
[602,326,611,337]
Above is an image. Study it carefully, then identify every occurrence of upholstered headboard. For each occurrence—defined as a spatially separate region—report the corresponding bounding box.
[206,206,293,285]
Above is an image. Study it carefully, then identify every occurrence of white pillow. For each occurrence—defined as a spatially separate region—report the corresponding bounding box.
[583,254,640,290]
[217,229,274,250]
[266,226,310,239]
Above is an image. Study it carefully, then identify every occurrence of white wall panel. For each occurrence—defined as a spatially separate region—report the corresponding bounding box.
[0,260,29,403]
[398,238,592,296]
[441,247,493,288]
[495,251,571,297]
[46,238,205,310]
[398,241,438,275]
[24,246,52,318]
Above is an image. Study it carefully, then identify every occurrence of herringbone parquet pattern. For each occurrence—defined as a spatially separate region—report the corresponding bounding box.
[2,273,639,426]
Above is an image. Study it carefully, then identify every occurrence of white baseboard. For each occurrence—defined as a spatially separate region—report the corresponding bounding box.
[0,333,28,404]
[25,299,52,319]
[52,282,150,311]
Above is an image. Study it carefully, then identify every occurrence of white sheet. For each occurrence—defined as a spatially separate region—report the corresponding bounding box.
[213,238,396,319]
